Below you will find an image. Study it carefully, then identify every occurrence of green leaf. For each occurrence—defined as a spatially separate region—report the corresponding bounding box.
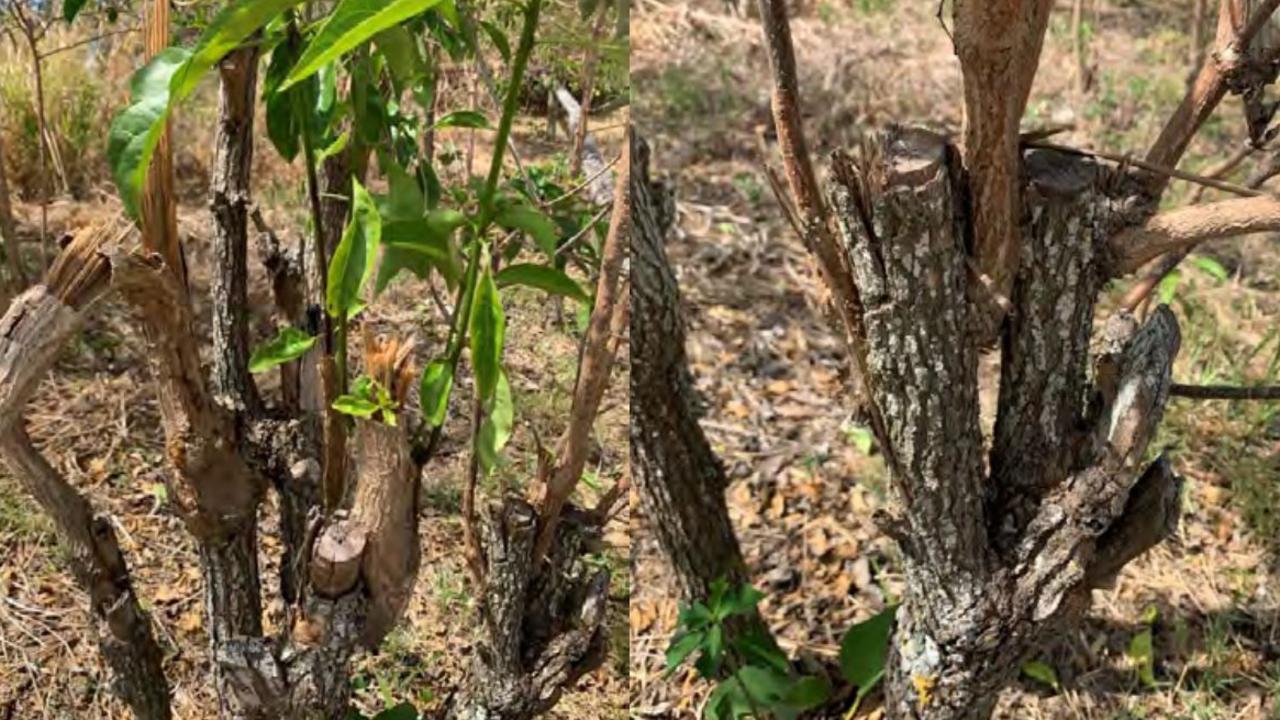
[476,370,513,472]
[1020,660,1060,691]
[724,584,765,617]
[838,605,897,697]
[665,630,706,675]
[418,360,454,427]
[780,675,830,710]
[734,665,792,703]
[333,394,380,418]
[249,327,317,373]
[1157,270,1181,304]
[109,0,305,216]
[280,0,446,91]
[371,702,418,720]
[326,179,382,320]
[479,20,511,62]
[264,43,303,161]
[468,266,506,403]
[495,202,559,257]
[433,110,490,130]
[64,0,90,23]
[107,48,193,218]
[736,627,790,674]
[385,164,426,219]
[375,209,467,294]
[374,25,426,92]
[495,264,588,303]
[677,602,714,630]
[704,678,749,720]
[1191,256,1229,282]
[705,624,724,664]
[1127,626,1156,688]
[315,130,350,164]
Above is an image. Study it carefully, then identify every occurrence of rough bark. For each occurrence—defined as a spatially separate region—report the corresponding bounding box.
[454,500,610,720]
[0,227,171,719]
[209,335,421,718]
[988,148,1112,541]
[210,44,262,417]
[629,135,754,602]
[825,129,1184,720]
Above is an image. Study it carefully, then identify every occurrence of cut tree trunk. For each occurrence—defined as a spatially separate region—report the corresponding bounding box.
[629,135,758,603]
[452,500,611,720]
[453,133,629,720]
[824,128,1183,720]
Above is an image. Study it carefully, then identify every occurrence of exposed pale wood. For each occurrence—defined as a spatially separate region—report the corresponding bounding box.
[554,87,614,205]
[309,518,366,598]
[139,0,183,284]
[350,335,419,648]
[0,226,171,719]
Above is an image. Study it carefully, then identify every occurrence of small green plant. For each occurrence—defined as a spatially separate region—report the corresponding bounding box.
[1126,605,1159,689]
[666,579,829,719]
[1020,659,1061,692]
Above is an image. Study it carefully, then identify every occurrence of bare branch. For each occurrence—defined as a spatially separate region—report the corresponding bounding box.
[1170,383,1280,399]
[534,128,631,560]
[754,0,872,416]
[1111,195,1280,274]
[1144,0,1280,190]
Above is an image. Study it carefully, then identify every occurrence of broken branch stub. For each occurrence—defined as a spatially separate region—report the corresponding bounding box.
[0,223,171,719]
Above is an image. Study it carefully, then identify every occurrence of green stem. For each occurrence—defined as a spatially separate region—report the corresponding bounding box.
[417,0,542,459]
[476,0,544,230]
[421,238,482,460]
